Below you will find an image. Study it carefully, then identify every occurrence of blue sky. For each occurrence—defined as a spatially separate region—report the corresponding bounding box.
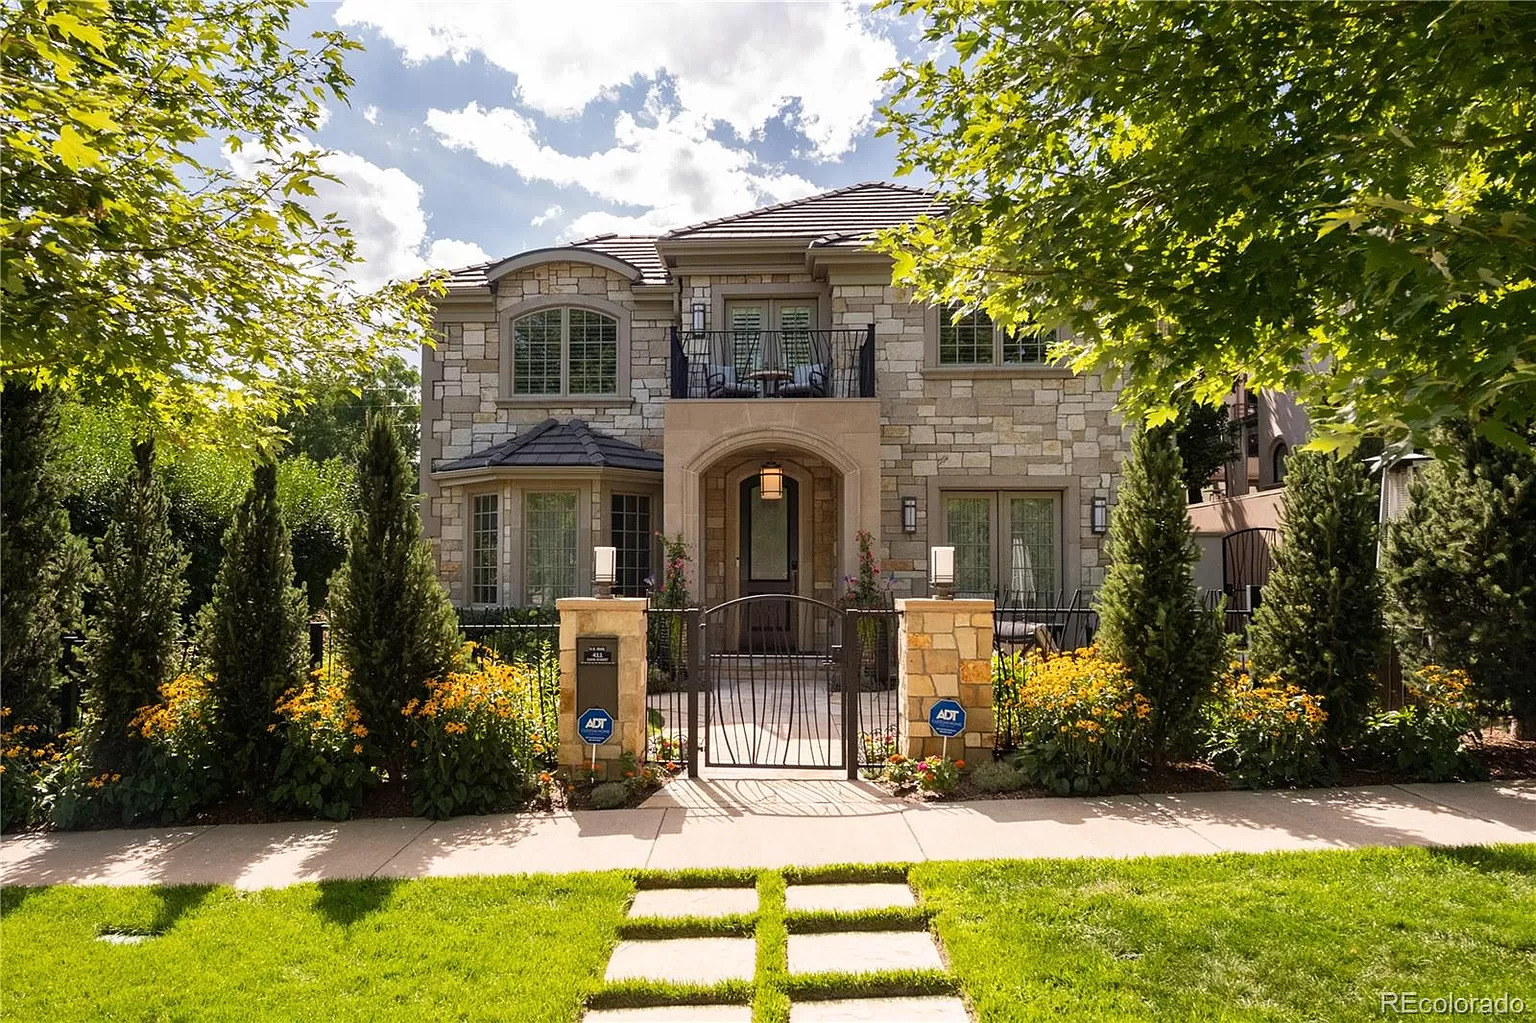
[281,1,930,288]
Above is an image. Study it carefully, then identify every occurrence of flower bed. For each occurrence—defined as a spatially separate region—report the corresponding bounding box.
[1203,664,1328,788]
[1360,665,1484,781]
[270,669,375,820]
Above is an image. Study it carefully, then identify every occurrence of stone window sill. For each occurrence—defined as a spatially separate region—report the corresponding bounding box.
[921,365,1075,380]
[495,397,635,408]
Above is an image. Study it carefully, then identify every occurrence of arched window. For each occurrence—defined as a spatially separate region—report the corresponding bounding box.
[1272,442,1289,485]
[510,306,619,397]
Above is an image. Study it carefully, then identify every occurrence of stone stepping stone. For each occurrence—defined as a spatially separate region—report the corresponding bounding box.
[785,883,916,913]
[628,887,758,919]
[586,1006,753,1022]
[789,996,970,1023]
[605,937,757,984]
[786,931,944,975]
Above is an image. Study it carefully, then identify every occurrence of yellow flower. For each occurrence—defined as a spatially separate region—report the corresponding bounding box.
[352,744,363,754]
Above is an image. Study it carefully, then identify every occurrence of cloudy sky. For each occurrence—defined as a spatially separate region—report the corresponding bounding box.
[283,1,929,290]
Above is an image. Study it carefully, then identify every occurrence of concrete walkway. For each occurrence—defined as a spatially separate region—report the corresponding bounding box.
[2,780,1531,890]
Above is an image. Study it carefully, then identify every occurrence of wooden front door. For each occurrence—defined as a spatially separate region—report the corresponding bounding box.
[738,475,799,651]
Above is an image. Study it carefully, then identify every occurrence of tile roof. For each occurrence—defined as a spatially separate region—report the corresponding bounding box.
[443,236,668,293]
[435,418,663,473]
[661,181,943,242]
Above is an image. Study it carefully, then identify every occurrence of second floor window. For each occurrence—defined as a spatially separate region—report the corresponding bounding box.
[512,308,618,396]
[939,308,1054,366]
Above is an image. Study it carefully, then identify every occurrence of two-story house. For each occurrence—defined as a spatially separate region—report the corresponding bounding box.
[421,182,1129,645]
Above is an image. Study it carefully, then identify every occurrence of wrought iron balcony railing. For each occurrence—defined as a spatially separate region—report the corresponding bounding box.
[668,326,876,399]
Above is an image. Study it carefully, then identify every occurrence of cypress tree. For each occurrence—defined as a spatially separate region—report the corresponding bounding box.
[199,461,309,792]
[84,440,189,773]
[1385,422,1536,737]
[1096,426,1226,763]
[327,414,458,775]
[1,385,86,731]
[1249,450,1383,754]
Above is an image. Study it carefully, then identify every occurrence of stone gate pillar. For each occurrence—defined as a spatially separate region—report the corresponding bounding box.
[556,597,648,779]
[896,598,995,759]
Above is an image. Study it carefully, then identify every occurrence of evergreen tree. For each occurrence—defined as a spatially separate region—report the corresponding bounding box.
[327,415,458,774]
[1096,427,1226,762]
[84,440,189,773]
[1,385,86,730]
[1175,401,1240,504]
[1249,451,1383,754]
[199,461,310,792]
[1385,422,1536,737]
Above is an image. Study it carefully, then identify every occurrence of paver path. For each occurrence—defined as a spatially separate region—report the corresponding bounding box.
[2,780,1531,890]
[587,876,969,1023]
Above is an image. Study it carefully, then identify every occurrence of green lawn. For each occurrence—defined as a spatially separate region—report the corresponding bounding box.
[3,848,1533,1022]
[915,845,1536,1022]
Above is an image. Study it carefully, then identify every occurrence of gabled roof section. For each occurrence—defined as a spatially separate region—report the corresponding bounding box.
[661,181,944,243]
[435,418,663,474]
[440,236,667,295]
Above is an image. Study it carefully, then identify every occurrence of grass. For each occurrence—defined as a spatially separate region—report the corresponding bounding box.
[0,874,633,1022]
[912,844,1536,1022]
[5,848,1532,1021]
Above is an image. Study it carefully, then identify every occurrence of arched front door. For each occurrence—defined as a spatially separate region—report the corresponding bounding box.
[738,475,798,651]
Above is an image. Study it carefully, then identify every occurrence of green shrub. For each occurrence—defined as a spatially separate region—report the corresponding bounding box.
[404,651,548,819]
[1,711,57,831]
[970,758,1026,793]
[1095,426,1225,762]
[1249,450,1383,753]
[1204,664,1328,789]
[270,670,376,820]
[590,782,629,809]
[1000,648,1151,795]
[1358,666,1484,782]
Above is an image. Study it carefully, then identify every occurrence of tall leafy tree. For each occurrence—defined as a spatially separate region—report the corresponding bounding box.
[1096,427,1226,763]
[278,355,422,464]
[1176,400,1240,503]
[83,440,188,774]
[327,415,458,776]
[1249,452,1383,754]
[1385,422,1536,737]
[0,0,438,449]
[877,1,1536,453]
[1,384,86,730]
[199,461,309,793]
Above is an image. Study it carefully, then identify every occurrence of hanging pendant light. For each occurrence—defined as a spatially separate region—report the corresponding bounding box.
[759,461,784,500]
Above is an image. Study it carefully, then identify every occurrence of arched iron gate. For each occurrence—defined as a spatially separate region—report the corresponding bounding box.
[685,594,895,777]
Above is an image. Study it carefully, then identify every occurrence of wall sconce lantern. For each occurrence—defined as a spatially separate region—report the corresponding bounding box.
[929,545,955,600]
[691,302,707,332]
[593,545,617,598]
[759,461,784,501]
[901,496,918,534]
[1091,495,1109,535]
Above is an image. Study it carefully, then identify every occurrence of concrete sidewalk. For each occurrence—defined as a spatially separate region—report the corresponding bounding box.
[2,780,1531,890]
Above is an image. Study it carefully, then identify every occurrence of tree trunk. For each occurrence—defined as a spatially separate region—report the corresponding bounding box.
[1511,714,1536,742]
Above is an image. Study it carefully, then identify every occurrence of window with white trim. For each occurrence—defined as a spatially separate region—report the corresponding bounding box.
[524,492,579,605]
[939,308,1055,366]
[512,307,618,396]
[943,491,1061,600]
[470,494,499,605]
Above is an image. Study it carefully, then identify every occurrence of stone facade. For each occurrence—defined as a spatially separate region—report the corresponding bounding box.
[896,598,996,758]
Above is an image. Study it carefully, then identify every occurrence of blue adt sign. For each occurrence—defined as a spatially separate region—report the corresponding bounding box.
[928,699,966,738]
[578,707,615,746]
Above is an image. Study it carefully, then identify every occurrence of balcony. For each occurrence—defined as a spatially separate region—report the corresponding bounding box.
[668,326,876,399]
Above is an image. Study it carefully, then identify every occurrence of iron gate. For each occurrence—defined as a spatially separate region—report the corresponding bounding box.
[677,595,895,778]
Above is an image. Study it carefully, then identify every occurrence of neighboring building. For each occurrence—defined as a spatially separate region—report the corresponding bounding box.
[421,182,1129,637]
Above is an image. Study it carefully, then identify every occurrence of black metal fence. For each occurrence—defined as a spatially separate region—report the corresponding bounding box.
[645,606,696,770]
[992,588,1099,655]
[668,327,876,399]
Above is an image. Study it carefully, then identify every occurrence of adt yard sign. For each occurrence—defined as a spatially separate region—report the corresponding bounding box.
[578,707,614,746]
[928,699,966,738]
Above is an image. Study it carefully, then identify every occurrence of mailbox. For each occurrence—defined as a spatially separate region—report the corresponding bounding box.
[576,635,619,721]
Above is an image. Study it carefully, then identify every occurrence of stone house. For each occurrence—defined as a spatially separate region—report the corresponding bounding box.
[421,182,1129,641]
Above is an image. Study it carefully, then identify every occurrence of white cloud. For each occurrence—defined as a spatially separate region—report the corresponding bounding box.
[334,1,897,160]
[530,204,564,227]
[225,145,487,288]
[362,104,379,124]
[427,101,819,238]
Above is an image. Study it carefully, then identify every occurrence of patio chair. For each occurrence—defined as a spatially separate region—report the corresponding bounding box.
[706,364,759,398]
[777,362,828,398]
